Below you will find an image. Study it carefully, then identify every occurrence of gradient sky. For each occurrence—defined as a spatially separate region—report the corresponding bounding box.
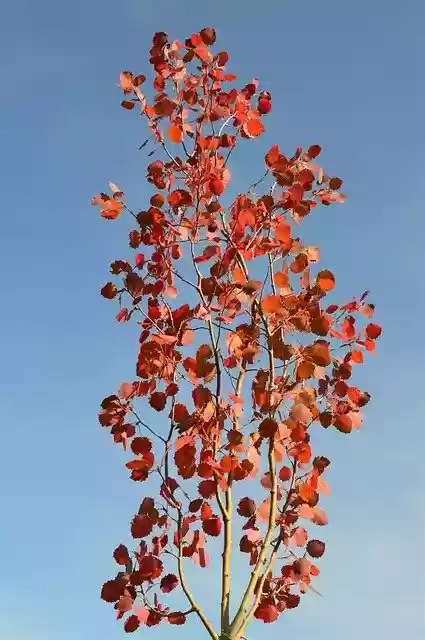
[0,0,424,638]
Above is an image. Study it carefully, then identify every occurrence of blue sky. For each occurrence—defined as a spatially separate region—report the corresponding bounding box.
[0,0,424,638]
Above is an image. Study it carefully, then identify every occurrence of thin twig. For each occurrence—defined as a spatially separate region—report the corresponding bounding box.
[177,513,219,640]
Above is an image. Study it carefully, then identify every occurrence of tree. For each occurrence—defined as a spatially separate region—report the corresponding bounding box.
[92,27,382,639]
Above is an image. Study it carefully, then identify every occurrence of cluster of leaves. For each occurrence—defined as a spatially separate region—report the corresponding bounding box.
[93,27,381,639]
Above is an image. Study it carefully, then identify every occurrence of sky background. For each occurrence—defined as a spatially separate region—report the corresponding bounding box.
[0,0,424,638]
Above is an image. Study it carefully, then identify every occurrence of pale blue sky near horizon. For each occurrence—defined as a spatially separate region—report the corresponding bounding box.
[0,0,424,638]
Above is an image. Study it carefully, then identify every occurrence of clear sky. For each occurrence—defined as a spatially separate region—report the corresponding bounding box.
[0,0,424,638]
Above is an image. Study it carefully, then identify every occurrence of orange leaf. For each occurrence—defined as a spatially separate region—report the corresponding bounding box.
[351,349,364,364]
[244,117,264,138]
[233,266,247,284]
[274,271,289,288]
[299,482,318,504]
[168,125,183,144]
[275,222,291,244]
[311,314,331,337]
[296,443,312,464]
[290,253,308,274]
[334,414,353,433]
[194,45,212,62]
[220,455,236,473]
[261,295,281,314]
[297,360,314,380]
[317,270,336,292]
[265,144,280,167]
[296,360,315,381]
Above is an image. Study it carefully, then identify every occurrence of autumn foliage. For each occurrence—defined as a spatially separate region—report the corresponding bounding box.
[93,27,381,639]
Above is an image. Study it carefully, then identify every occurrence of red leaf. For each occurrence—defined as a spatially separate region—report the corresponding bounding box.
[194,245,220,263]
[202,515,222,537]
[307,144,322,158]
[149,392,167,411]
[334,413,352,433]
[279,466,292,482]
[101,282,117,299]
[306,539,326,558]
[160,573,179,593]
[168,612,186,625]
[365,323,382,339]
[265,145,280,166]
[326,304,339,314]
[209,178,225,196]
[131,514,153,538]
[194,45,212,62]
[201,502,213,521]
[118,595,133,612]
[124,615,140,633]
[259,418,278,438]
[126,451,154,476]
[113,544,130,565]
[258,97,271,115]
[311,314,331,337]
[198,479,216,498]
[136,555,163,581]
[189,498,203,512]
[116,308,129,323]
[131,437,152,454]
[237,497,256,517]
[293,557,311,577]
[92,193,123,220]
[173,404,190,424]
[200,27,216,45]
[327,176,343,190]
[165,382,179,397]
[101,579,126,602]
[290,253,308,274]
[254,603,279,623]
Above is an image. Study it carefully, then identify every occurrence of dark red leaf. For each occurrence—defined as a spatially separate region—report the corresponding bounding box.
[124,615,140,633]
[160,573,179,593]
[113,544,131,565]
[306,539,326,558]
[101,579,126,602]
